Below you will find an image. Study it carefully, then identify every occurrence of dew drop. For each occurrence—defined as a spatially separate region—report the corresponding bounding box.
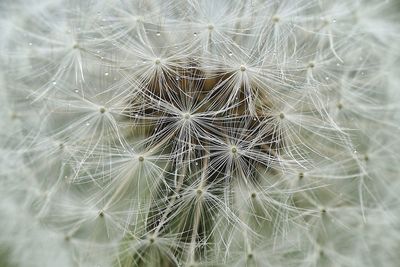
[332,18,337,23]
[156,32,161,36]
[193,32,197,37]
[52,81,57,85]
[28,42,33,46]
[74,89,79,93]
[228,51,233,56]
[325,76,329,80]
[104,72,109,76]
[86,122,90,126]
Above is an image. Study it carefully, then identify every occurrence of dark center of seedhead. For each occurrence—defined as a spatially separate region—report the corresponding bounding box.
[132,64,284,250]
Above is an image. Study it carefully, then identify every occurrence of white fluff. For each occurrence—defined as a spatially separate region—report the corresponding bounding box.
[0,0,399,266]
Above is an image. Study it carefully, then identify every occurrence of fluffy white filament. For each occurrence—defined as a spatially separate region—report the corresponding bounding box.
[0,0,400,267]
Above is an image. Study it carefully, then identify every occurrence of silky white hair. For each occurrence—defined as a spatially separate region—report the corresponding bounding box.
[0,0,400,266]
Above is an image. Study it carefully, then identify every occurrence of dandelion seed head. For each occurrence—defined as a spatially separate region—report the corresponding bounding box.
[1,0,400,266]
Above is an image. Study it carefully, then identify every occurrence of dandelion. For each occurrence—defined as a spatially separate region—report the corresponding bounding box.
[1,0,400,267]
